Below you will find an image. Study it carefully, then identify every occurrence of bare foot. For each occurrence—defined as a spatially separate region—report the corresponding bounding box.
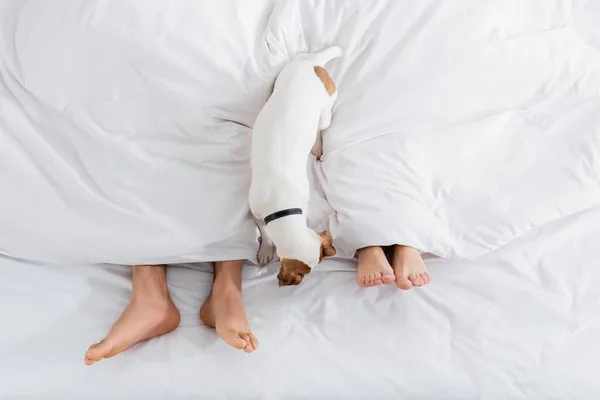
[84,265,180,366]
[392,245,431,290]
[200,260,259,353]
[356,246,395,287]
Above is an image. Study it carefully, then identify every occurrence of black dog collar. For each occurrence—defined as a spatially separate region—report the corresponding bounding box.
[264,208,303,225]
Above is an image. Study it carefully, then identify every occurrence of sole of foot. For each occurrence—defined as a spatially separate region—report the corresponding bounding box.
[357,246,396,287]
[392,245,431,290]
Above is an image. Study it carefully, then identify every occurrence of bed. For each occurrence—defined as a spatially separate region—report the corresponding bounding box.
[1,0,599,398]
[2,209,600,399]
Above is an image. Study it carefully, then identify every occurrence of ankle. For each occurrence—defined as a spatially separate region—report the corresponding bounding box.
[212,278,241,298]
[131,269,170,300]
[358,246,381,255]
[132,265,166,281]
[395,245,417,253]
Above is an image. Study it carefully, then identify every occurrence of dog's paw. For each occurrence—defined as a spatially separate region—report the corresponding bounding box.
[311,143,323,160]
[257,241,275,266]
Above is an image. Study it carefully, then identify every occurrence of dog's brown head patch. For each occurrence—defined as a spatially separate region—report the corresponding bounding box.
[314,66,336,96]
[277,232,336,287]
[278,258,311,287]
[318,230,336,261]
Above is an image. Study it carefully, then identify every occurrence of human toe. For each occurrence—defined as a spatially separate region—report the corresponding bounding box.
[248,333,259,351]
[357,274,368,287]
[84,340,113,366]
[221,331,247,350]
[396,276,413,290]
[382,273,395,284]
[369,273,378,286]
[238,333,252,353]
[408,273,423,287]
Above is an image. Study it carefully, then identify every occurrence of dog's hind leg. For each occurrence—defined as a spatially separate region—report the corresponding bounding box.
[311,130,323,160]
[313,93,337,159]
[318,104,332,131]
[318,91,337,131]
[254,217,276,266]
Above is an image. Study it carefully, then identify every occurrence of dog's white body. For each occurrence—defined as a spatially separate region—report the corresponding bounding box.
[249,47,341,268]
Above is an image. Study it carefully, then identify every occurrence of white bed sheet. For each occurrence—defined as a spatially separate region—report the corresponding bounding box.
[2,205,599,399]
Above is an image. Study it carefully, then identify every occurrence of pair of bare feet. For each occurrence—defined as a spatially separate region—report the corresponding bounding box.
[84,261,258,366]
[83,246,428,364]
[357,245,431,289]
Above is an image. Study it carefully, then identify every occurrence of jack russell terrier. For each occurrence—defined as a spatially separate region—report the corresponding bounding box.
[249,46,341,286]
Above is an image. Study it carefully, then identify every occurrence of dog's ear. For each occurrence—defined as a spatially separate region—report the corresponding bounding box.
[318,230,336,260]
[278,258,311,287]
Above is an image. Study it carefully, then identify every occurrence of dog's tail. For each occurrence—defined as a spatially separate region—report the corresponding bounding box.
[313,46,342,66]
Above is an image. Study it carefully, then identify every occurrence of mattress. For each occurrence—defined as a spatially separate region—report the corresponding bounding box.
[1,204,600,399]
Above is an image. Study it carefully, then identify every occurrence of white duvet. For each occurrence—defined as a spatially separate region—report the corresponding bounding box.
[1,1,599,265]
[318,0,600,258]
[1,0,278,264]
